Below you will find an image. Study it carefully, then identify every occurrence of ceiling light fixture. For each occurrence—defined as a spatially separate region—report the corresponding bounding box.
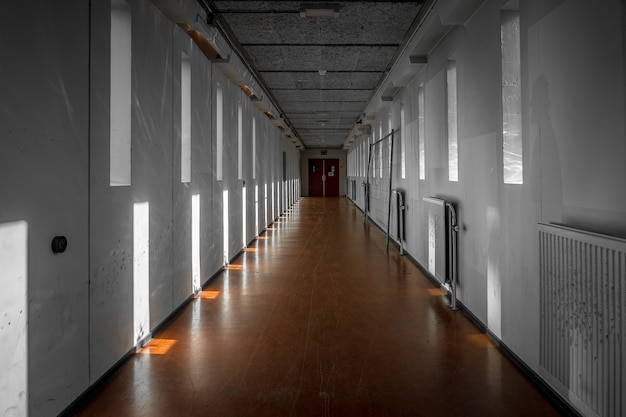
[240,84,259,100]
[300,3,340,18]
[318,69,327,75]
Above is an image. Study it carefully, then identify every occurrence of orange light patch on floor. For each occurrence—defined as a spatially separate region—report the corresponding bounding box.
[197,290,220,299]
[256,236,267,240]
[466,333,497,348]
[226,264,242,270]
[138,339,177,355]
[245,247,257,252]
[428,288,445,296]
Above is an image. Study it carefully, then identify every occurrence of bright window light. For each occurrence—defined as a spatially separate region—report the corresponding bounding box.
[110,0,132,186]
[264,183,268,227]
[252,116,256,179]
[379,122,383,178]
[181,51,191,183]
[418,85,425,180]
[191,194,200,294]
[447,60,458,182]
[502,10,523,184]
[271,182,275,221]
[400,104,406,179]
[216,84,223,181]
[0,221,28,415]
[238,103,243,180]
[133,202,150,346]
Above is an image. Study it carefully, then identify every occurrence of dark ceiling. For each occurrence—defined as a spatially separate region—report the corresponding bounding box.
[208,1,425,149]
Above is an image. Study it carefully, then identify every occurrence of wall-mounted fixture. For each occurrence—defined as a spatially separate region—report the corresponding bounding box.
[51,236,68,254]
[178,14,228,61]
[240,84,259,100]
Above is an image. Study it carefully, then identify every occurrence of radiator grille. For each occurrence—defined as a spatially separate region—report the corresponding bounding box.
[539,223,625,417]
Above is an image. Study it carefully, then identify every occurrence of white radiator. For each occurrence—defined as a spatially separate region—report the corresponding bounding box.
[539,223,625,417]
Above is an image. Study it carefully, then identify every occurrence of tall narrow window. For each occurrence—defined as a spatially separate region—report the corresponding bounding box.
[181,51,191,183]
[110,0,132,186]
[502,9,523,184]
[418,85,426,180]
[400,104,406,179]
[216,84,223,181]
[252,116,256,179]
[447,60,458,182]
[238,102,243,180]
[379,122,383,178]
[387,115,392,179]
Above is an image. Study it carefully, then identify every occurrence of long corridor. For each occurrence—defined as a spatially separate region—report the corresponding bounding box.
[72,197,562,417]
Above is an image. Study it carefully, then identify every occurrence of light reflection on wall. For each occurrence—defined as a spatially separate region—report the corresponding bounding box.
[264,183,268,228]
[192,194,201,294]
[255,185,259,235]
[223,189,229,265]
[0,221,28,416]
[242,185,246,249]
[428,211,436,273]
[487,206,502,338]
[271,182,275,221]
[133,202,150,346]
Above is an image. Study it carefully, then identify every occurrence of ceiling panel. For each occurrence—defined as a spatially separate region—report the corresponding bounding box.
[272,89,371,103]
[262,71,381,90]
[210,1,423,149]
[246,45,396,72]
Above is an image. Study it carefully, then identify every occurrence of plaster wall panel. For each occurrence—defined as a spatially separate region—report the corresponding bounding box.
[189,49,216,288]
[171,30,193,307]
[132,0,176,335]
[89,0,135,382]
[526,0,626,237]
[0,2,90,415]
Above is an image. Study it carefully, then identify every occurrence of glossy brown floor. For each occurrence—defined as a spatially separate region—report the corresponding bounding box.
[72,197,562,417]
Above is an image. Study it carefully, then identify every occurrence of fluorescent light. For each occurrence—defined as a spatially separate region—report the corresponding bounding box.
[300,3,340,17]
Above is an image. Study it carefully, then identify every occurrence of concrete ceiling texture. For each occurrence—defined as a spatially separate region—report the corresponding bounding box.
[209,1,425,149]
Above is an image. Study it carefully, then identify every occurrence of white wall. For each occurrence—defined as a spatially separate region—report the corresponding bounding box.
[0,0,301,415]
[0,2,90,415]
[347,0,626,415]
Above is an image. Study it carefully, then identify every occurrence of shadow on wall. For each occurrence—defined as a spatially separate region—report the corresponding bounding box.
[530,74,562,223]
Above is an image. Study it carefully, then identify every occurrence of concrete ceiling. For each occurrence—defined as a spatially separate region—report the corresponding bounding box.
[209,1,425,149]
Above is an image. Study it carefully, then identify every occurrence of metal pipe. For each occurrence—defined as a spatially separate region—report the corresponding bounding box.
[446,202,460,310]
[386,130,395,251]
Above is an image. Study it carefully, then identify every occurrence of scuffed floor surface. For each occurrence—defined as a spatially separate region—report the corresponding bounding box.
[72,197,563,417]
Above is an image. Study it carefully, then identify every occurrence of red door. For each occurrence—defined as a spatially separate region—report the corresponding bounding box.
[325,159,339,196]
[309,159,324,196]
[309,159,340,196]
